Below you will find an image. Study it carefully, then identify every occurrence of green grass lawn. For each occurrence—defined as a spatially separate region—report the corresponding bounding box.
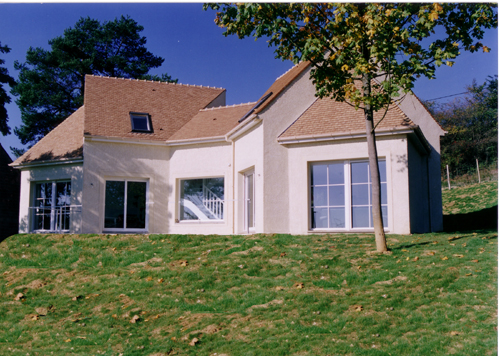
[0,229,497,356]
[442,181,498,215]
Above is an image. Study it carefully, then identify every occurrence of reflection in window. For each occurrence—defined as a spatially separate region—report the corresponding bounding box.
[310,160,387,230]
[104,180,147,230]
[130,112,152,132]
[34,181,71,231]
[311,163,345,228]
[351,161,388,228]
[179,178,224,221]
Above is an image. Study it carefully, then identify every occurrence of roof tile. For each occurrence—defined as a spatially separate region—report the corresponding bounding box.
[279,98,414,138]
[12,106,85,165]
[168,102,256,141]
[84,75,226,141]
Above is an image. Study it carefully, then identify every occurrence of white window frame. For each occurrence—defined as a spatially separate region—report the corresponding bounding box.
[31,180,72,233]
[177,176,225,223]
[103,179,149,233]
[309,159,388,232]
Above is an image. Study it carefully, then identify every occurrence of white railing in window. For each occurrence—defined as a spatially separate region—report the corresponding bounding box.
[29,205,82,232]
[202,185,224,220]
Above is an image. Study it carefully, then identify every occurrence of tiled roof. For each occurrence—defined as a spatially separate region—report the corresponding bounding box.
[253,61,311,115]
[168,102,256,142]
[279,98,415,139]
[84,75,226,141]
[12,106,85,165]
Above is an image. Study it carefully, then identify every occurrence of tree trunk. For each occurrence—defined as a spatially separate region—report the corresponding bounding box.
[362,73,388,253]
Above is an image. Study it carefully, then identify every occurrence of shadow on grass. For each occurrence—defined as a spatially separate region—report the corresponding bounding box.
[443,205,498,232]
[391,240,436,251]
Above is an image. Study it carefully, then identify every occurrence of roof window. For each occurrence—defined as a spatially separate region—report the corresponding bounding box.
[130,112,153,133]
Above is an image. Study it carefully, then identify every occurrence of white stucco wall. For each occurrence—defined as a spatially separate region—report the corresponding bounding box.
[259,67,318,233]
[233,122,264,234]
[18,163,83,233]
[168,142,233,235]
[82,140,169,234]
[398,94,445,231]
[285,135,411,235]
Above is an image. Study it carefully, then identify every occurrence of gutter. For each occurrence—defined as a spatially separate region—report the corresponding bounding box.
[84,134,229,147]
[9,157,84,169]
[277,125,431,153]
[84,134,168,146]
[225,114,262,142]
[165,136,227,146]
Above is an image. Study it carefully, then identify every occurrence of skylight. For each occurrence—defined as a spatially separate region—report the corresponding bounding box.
[130,112,152,132]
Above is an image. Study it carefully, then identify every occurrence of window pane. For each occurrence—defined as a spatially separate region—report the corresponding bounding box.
[328,163,344,184]
[381,183,387,205]
[56,182,71,231]
[329,207,345,228]
[311,208,328,228]
[369,206,388,228]
[351,162,369,183]
[105,181,125,228]
[382,205,388,228]
[311,165,327,185]
[311,186,327,207]
[56,182,71,207]
[126,182,147,229]
[180,178,224,220]
[329,185,344,206]
[352,184,369,205]
[352,207,370,228]
[131,115,150,131]
[34,183,52,230]
[379,161,387,182]
[35,183,52,207]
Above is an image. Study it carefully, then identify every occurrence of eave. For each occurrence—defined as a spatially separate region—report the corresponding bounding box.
[278,125,431,154]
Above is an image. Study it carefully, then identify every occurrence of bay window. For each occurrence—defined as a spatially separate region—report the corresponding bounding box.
[311,160,388,230]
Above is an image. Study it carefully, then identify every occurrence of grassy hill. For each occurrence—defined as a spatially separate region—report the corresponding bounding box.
[442,181,498,215]
[0,228,497,355]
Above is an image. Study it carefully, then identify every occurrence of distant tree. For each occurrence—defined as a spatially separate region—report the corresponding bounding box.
[205,3,497,252]
[428,75,498,175]
[11,15,176,151]
[0,42,16,136]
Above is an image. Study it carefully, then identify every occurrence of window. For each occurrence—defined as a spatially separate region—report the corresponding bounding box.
[130,112,152,132]
[33,181,71,232]
[104,180,148,230]
[179,177,224,221]
[311,160,388,230]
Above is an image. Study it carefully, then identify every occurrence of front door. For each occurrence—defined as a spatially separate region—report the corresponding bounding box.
[244,172,255,233]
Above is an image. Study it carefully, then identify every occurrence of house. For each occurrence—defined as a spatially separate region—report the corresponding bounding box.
[11,62,445,235]
[0,143,20,240]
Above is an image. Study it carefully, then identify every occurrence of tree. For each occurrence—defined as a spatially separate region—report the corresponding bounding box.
[428,75,497,175]
[0,42,16,136]
[11,15,176,152]
[205,3,497,252]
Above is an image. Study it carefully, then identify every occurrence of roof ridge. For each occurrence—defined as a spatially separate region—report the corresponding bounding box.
[86,74,224,90]
[200,101,257,111]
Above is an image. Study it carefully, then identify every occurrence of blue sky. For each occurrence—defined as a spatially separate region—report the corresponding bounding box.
[0,3,497,160]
